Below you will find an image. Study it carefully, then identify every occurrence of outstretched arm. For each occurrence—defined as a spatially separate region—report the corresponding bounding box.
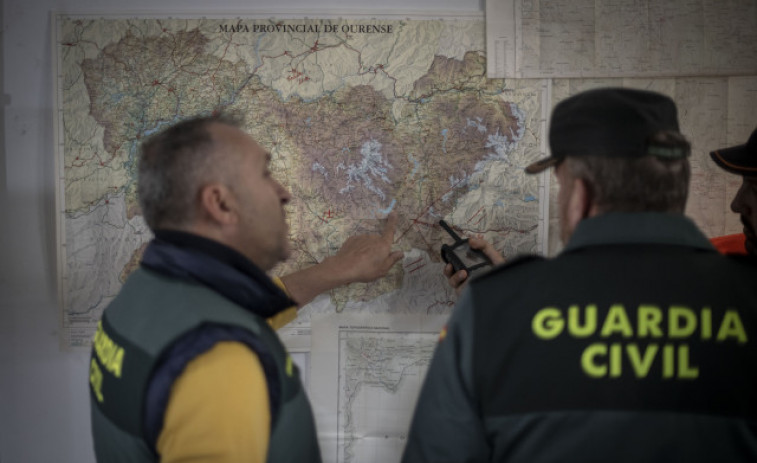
[279,212,404,307]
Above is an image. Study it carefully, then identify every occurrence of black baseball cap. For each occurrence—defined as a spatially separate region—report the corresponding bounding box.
[710,127,757,176]
[526,87,687,174]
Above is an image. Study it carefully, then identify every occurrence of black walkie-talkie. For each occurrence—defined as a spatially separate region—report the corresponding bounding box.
[439,220,493,279]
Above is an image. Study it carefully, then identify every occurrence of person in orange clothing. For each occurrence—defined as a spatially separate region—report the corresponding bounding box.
[88,114,404,463]
[709,233,747,255]
[710,127,757,256]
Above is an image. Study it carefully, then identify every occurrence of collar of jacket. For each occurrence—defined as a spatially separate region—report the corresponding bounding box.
[562,212,716,254]
[140,230,296,319]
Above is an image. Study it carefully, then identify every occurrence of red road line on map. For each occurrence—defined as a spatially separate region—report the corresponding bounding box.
[467,206,484,224]
[426,299,455,314]
[210,33,235,92]
[396,178,466,243]
[408,263,426,274]
[404,257,423,268]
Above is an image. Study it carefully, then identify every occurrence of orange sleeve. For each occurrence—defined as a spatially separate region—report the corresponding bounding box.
[710,233,747,255]
[157,342,271,463]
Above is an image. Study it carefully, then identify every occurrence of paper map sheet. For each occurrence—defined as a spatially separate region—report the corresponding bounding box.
[310,313,446,463]
[486,0,757,78]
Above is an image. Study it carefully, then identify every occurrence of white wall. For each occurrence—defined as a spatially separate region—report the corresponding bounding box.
[0,1,483,462]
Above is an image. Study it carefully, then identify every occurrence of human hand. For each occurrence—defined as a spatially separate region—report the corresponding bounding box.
[330,212,404,284]
[278,213,404,307]
[443,236,504,296]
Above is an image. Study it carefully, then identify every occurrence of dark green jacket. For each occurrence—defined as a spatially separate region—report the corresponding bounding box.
[403,213,757,462]
[89,267,321,462]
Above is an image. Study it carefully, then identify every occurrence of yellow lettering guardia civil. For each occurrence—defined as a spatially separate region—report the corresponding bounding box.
[532,305,748,343]
[718,310,748,343]
[626,343,658,377]
[89,358,104,403]
[580,343,606,378]
[568,304,597,337]
[600,304,633,337]
[532,307,563,339]
[580,342,699,379]
[637,305,663,337]
[669,306,697,338]
[93,321,125,378]
[285,355,294,377]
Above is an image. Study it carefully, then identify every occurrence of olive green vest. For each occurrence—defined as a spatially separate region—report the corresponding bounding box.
[89,267,321,462]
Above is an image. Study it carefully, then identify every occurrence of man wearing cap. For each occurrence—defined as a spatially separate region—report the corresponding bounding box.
[402,88,757,462]
[710,127,757,256]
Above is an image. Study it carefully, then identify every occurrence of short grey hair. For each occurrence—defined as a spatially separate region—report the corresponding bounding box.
[137,113,242,231]
[564,133,691,214]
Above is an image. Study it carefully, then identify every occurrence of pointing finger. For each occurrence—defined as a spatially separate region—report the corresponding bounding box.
[382,211,398,242]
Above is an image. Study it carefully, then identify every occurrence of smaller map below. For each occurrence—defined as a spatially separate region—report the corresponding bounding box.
[310,313,446,463]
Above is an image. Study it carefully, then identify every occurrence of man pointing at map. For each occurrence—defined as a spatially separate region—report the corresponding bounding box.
[88,114,403,462]
[403,88,757,462]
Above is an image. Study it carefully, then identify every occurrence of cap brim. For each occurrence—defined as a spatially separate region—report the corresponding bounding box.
[710,145,757,175]
[525,156,560,174]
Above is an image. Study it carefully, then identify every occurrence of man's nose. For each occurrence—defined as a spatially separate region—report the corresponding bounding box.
[731,181,748,214]
[278,181,292,204]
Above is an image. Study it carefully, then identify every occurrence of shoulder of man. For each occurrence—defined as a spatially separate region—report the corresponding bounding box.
[724,253,757,268]
[472,253,546,284]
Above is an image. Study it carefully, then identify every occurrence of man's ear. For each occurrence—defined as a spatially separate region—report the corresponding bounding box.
[565,177,593,226]
[199,183,238,225]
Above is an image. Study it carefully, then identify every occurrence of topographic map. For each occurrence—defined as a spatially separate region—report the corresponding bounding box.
[55,15,546,348]
[486,0,757,79]
[311,314,445,463]
[338,330,435,462]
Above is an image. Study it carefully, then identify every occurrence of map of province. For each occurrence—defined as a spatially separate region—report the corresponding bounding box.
[338,330,438,463]
[56,16,545,346]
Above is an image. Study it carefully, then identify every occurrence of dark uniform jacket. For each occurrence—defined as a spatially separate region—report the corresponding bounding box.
[89,232,321,462]
[403,212,757,463]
